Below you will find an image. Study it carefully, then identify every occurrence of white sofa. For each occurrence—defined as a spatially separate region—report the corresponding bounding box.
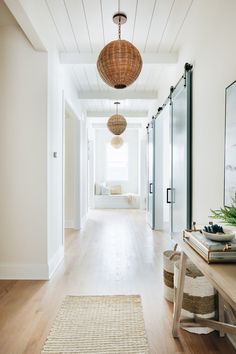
[94,194,140,209]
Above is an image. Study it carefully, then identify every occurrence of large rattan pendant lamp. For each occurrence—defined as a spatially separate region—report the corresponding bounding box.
[107,102,127,135]
[97,2,142,89]
[111,136,124,149]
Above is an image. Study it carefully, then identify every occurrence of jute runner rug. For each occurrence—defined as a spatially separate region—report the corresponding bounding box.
[41,295,149,354]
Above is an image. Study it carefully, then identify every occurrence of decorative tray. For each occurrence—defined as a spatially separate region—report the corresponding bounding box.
[202,230,235,242]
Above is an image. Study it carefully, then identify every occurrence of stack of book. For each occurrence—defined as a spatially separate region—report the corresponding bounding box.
[183,230,236,263]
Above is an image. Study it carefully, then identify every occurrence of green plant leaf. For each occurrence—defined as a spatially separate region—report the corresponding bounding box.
[210,194,236,226]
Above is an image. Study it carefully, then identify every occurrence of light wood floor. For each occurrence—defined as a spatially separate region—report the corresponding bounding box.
[0,209,235,354]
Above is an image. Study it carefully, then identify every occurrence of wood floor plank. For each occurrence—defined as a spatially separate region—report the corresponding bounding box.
[0,210,235,353]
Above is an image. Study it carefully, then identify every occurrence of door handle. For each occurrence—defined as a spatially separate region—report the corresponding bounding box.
[166,188,171,203]
[149,183,153,194]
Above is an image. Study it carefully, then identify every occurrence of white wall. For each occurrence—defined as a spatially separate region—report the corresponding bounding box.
[139,139,147,210]
[148,4,236,344]
[46,47,64,274]
[149,0,236,224]
[0,21,48,278]
[0,1,86,279]
[95,129,139,194]
[64,113,76,228]
[80,119,88,226]
[88,140,95,209]
[64,110,81,230]
[47,49,83,273]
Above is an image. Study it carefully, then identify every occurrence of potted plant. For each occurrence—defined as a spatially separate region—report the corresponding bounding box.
[210,194,236,227]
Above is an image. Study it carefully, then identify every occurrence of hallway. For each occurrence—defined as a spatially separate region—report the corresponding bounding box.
[0,210,234,354]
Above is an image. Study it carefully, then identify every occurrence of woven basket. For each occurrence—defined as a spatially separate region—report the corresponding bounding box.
[174,260,218,334]
[163,245,180,303]
[107,114,127,135]
[97,39,142,89]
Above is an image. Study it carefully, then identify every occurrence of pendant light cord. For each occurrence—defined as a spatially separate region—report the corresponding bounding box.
[118,17,121,39]
[118,0,121,39]
[115,102,120,115]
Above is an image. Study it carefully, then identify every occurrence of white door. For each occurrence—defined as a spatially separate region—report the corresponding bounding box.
[155,105,171,231]
[171,72,192,233]
[147,120,155,229]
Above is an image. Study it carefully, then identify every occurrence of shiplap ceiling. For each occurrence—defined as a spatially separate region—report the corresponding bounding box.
[44,0,194,116]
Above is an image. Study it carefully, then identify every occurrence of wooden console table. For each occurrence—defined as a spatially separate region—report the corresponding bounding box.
[172,231,236,338]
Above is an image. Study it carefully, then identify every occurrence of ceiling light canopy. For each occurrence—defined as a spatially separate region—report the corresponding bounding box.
[111,136,124,149]
[107,102,127,135]
[97,12,142,89]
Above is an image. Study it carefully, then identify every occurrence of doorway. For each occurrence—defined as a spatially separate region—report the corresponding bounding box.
[147,119,155,229]
[171,70,192,233]
[155,104,171,231]
[64,102,80,230]
[147,65,192,233]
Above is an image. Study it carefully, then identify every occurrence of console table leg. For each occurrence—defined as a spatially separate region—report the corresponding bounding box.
[172,251,187,338]
[219,294,225,337]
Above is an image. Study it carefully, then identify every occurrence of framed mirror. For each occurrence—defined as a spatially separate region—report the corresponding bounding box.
[224,80,236,206]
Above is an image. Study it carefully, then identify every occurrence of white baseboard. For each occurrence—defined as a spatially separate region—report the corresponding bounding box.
[0,263,49,280]
[65,219,74,228]
[0,246,64,280]
[48,245,64,279]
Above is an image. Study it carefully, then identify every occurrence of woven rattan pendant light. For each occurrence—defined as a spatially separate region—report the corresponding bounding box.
[111,136,124,149]
[107,102,127,135]
[97,3,142,89]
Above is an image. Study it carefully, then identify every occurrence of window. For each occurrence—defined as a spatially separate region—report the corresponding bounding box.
[106,143,128,181]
